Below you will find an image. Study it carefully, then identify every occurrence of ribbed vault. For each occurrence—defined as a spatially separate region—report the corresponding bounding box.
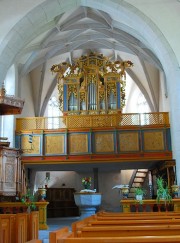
[1,0,177,117]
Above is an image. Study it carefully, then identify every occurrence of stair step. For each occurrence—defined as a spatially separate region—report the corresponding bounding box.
[138,169,148,172]
[136,172,147,175]
[134,178,144,182]
[132,182,142,186]
[135,175,146,178]
[128,169,149,199]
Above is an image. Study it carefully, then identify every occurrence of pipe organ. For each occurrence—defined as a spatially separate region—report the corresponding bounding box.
[51,52,133,116]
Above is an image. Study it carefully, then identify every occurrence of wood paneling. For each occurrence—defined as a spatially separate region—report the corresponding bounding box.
[0,212,39,243]
[46,188,79,218]
[0,147,21,196]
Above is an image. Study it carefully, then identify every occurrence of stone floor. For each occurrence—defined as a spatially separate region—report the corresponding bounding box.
[39,216,80,243]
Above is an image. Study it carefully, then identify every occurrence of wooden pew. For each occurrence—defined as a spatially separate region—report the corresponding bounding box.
[25,240,42,243]
[0,212,39,243]
[51,212,180,243]
[76,224,180,237]
[49,226,74,243]
[72,213,180,234]
[57,236,180,243]
[15,213,28,243]
[94,214,180,221]
[0,214,16,243]
[49,227,180,243]
[86,218,180,226]
[96,211,180,218]
[28,211,39,240]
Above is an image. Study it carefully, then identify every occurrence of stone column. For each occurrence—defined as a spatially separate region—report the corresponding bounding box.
[166,69,180,186]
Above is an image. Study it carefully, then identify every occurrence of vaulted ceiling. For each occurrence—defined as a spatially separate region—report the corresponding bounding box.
[2,1,179,117]
[1,0,180,172]
[20,5,162,114]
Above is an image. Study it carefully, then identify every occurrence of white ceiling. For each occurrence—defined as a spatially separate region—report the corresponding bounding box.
[1,0,179,117]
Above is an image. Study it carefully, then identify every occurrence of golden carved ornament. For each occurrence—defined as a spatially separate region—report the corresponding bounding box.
[99,90,105,101]
[68,84,78,99]
[57,82,63,111]
[80,92,86,102]
[107,83,117,98]
[51,52,133,113]
[87,74,97,84]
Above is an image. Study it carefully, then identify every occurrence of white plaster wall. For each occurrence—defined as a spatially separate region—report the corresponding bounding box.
[19,75,35,117]
[1,65,16,146]
[34,171,77,192]
[159,71,170,112]
[124,83,141,113]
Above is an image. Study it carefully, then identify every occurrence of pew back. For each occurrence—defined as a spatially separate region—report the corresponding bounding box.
[77,224,180,237]
[57,235,180,243]
[49,227,73,243]
[25,240,42,243]
[0,212,39,243]
[49,227,180,243]
[0,214,16,243]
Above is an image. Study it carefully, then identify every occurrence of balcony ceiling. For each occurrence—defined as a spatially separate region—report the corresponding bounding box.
[25,160,166,173]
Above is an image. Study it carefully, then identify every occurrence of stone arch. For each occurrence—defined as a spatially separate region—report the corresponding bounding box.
[0,0,180,182]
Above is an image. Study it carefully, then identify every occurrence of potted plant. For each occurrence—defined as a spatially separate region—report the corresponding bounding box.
[135,187,146,201]
[156,177,172,204]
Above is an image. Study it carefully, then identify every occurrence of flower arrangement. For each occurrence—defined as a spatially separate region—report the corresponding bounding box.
[82,177,92,189]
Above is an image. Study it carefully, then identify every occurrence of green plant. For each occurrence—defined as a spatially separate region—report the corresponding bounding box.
[21,188,36,211]
[135,187,146,196]
[156,177,172,203]
[134,187,146,204]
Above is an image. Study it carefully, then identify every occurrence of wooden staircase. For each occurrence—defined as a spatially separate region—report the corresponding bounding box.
[128,169,148,199]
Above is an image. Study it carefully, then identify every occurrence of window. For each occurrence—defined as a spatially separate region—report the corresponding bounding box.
[48,97,61,129]
[137,93,150,125]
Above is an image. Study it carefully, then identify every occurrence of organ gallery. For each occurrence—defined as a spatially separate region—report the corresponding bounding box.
[51,52,133,116]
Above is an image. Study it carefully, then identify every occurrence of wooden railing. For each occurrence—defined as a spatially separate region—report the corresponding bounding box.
[120,199,180,213]
[16,112,169,131]
[0,201,49,230]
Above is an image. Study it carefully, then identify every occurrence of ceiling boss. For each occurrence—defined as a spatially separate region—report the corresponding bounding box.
[51,52,133,119]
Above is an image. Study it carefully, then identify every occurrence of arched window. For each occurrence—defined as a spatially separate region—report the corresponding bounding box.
[48,96,61,129]
[137,93,150,125]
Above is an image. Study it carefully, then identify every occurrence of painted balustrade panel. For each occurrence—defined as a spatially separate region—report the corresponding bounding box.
[15,126,172,163]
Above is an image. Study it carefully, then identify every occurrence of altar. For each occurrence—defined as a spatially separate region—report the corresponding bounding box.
[74,192,102,219]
